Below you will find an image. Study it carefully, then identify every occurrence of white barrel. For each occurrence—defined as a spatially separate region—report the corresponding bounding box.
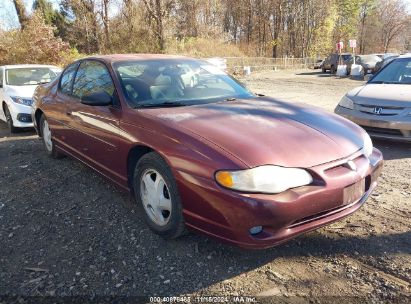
[350,64,363,76]
[336,65,347,76]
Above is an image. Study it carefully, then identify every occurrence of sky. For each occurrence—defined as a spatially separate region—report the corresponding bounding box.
[1,0,411,30]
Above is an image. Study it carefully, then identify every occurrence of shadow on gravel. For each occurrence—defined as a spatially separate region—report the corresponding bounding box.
[0,121,36,138]
[296,71,333,78]
[374,140,411,161]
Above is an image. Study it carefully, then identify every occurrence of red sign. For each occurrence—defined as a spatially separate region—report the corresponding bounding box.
[336,41,344,50]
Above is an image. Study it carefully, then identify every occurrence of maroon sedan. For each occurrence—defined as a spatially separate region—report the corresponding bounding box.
[32,54,383,249]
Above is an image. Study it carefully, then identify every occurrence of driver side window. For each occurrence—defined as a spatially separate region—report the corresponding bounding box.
[72,60,115,100]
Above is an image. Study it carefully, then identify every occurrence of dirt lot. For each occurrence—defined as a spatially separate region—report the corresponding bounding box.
[0,70,410,303]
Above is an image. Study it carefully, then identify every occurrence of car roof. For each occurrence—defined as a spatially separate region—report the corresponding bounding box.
[398,53,411,59]
[82,54,196,63]
[0,64,61,69]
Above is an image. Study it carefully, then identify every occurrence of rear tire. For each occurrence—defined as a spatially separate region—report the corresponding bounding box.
[3,105,18,134]
[133,152,185,239]
[40,115,63,159]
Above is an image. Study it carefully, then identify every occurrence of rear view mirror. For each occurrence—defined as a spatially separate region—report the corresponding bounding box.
[81,91,112,106]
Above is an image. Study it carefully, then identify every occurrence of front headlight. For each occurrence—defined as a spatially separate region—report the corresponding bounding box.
[338,95,354,109]
[215,165,313,194]
[362,132,373,157]
[10,96,33,106]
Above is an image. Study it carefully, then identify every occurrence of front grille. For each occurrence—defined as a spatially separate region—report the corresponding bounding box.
[356,104,404,116]
[361,126,403,137]
[287,198,361,229]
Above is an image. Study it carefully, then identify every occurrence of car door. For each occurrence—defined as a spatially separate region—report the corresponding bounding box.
[66,60,124,183]
[46,62,80,146]
[0,67,6,122]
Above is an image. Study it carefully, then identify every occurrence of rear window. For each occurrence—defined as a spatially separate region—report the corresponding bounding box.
[359,55,381,63]
[342,55,352,61]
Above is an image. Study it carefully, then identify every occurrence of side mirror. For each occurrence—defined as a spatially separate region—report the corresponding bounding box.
[364,74,374,81]
[81,91,112,106]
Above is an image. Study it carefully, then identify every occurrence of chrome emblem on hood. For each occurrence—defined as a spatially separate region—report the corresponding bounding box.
[343,160,357,172]
[373,107,383,115]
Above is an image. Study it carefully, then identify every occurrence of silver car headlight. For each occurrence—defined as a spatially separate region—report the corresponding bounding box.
[10,96,33,106]
[338,95,354,110]
[215,165,313,194]
[362,132,373,157]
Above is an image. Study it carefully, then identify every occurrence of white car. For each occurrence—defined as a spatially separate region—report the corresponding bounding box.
[0,64,61,133]
[205,57,228,72]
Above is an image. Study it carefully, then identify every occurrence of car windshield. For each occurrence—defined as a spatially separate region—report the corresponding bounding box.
[370,58,411,84]
[113,59,254,107]
[6,68,59,86]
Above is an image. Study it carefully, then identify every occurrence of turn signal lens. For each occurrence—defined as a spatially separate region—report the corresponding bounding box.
[215,171,234,188]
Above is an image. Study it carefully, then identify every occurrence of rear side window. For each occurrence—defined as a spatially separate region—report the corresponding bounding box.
[59,63,78,95]
[72,60,115,100]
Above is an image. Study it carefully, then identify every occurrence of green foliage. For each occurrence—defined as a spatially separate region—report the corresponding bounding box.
[33,0,67,38]
[334,0,363,42]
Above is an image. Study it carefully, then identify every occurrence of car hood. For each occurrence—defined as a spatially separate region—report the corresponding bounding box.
[352,84,411,107]
[4,85,38,99]
[141,98,364,168]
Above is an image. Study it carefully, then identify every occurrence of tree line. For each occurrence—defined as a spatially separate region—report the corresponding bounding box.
[1,0,410,65]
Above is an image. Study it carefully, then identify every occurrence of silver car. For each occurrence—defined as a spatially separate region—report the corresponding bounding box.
[335,54,411,142]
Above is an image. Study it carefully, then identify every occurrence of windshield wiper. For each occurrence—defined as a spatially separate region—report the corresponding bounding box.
[134,101,187,108]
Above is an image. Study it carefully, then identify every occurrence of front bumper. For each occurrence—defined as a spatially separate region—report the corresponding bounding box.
[7,101,34,128]
[335,105,411,142]
[177,148,383,249]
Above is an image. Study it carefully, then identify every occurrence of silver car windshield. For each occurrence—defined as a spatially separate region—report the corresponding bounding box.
[371,58,411,85]
[6,68,58,86]
[113,59,254,107]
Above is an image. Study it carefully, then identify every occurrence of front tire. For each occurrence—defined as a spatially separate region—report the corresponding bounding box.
[133,152,185,239]
[40,115,63,159]
[4,105,18,134]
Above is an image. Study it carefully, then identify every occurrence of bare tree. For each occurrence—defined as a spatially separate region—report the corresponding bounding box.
[12,0,30,29]
[378,0,409,53]
[142,0,174,51]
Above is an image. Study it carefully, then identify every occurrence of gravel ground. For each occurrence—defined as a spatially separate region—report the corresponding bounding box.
[0,69,410,303]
